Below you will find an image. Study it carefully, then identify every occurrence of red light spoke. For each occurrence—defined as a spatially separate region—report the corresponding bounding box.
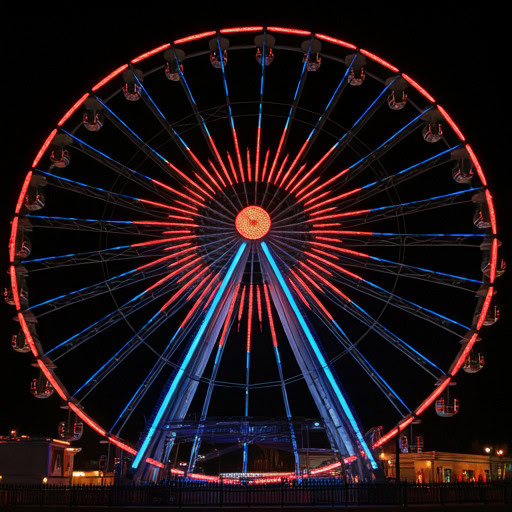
[160,265,208,312]
[290,270,332,320]
[219,284,240,347]
[238,285,246,329]
[204,281,222,310]
[261,148,270,183]
[299,262,351,302]
[263,284,278,347]
[247,148,252,182]
[180,273,216,327]
[226,152,239,184]
[273,154,289,185]
[256,285,262,329]
[208,159,228,188]
[289,278,311,310]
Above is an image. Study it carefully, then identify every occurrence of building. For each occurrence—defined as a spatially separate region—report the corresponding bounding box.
[380,451,512,483]
[0,432,80,484]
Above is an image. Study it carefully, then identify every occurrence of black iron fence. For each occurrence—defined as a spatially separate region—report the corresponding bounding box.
[1,481,511,508]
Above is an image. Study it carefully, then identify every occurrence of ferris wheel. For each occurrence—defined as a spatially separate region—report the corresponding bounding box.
[7,25,504,482]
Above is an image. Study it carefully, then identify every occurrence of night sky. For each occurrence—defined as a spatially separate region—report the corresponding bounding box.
[1,9,510,468]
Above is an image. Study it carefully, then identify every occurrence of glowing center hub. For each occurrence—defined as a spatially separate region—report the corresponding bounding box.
[235,206,271,240]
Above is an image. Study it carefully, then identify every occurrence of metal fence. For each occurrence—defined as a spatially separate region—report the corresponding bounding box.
[1,481,511,508]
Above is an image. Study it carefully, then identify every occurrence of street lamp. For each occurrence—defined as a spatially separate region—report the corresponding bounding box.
[484,447,492,454]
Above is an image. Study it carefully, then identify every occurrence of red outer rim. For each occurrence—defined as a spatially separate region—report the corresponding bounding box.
[9,25,498,472]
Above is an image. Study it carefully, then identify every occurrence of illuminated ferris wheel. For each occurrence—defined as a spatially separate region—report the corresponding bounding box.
[7,26,504,482]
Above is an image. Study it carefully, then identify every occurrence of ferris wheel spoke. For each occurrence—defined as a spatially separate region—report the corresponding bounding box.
[188,282,241,471]
[215,39,246,192]
[281,55,357,191]
[259,40,313,209]
[25,214,198,237]
[307,240,481,291]
[35,169,179,219]
[284,75,397,201]
[62,129,175,203]
[293,264,444,379]
[28,264,171,317]
[311,187,481,229]
[113,248,239,436]
[22,239,179,271]
[301,253,470,335]
[173,49,239,205]
[303,283,410,417]
[129,72,242,218]
[298,106,430,207]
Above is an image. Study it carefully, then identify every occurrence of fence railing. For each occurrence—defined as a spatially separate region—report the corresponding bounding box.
[1,481,511,508]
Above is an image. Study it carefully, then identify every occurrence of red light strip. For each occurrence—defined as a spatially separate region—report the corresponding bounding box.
[92,64,128,92]
[167,204,198,215]
[32,129,57,168]
[299,262,351,302]
[180,273,215,328]
[247,148,252,182]
[247,284,253,352]
[268,128,288,184]
[304,187,361,211]
[401,73,435,103]
[160,265,208,312]
[485,189,497,234]
[415,377,451,416]
[57,93,90,126]
[232,129,245,182]
[309,207,337,217]
[255,127,261,182]
[186,150,220,193]
[263,283,278,347]
[226,151,239,184]
[261,148,270,183]
[289,145,337,193]
[310,461,342,475]
[437,105,465,141]
[151,178,204,207]
[284,163,308,194]
[137,253,178,271]
[238,285,246,327]
[219,284,240,348]
[187,271,216,300]
[208,137,232,186]
[169,253,196,267]
[373,427,399,448]
[305,251,363,282]
[8,218,18,262]
[188,473,220,482]
[398,416,414,430]
[15,171,33,215]
[314,33,356,49]
[295,267,324,294]
[290,270,332,320]
[204,280,222,310]
[465,144,487,186]
[281,139,309,187]
[9,266,21,310]
[360,49,399,73]
[131,43,171,63]
[173,31,217,45]
[450,333,479,376]
[299,167,350,201]
[108,436,137,455]
[311,209,370,221]
[476,286,494,330]
[273,154,289,185]
[256,285,262,327]
[171,468,185,476]
[311,247,339,260]
[208,159,227,188]
[36,360,67,400]
[267,26,311,35]
[146,457,164,468]
[220,26,263,34]
[309,241,369,260]
[17,312,38,356]
[68,402,106,436]
[490,238,498,283]
[289,278,312,310]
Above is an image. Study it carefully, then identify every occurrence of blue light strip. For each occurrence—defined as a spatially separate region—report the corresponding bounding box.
[261,242,378,469]
[132,242,247,469]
